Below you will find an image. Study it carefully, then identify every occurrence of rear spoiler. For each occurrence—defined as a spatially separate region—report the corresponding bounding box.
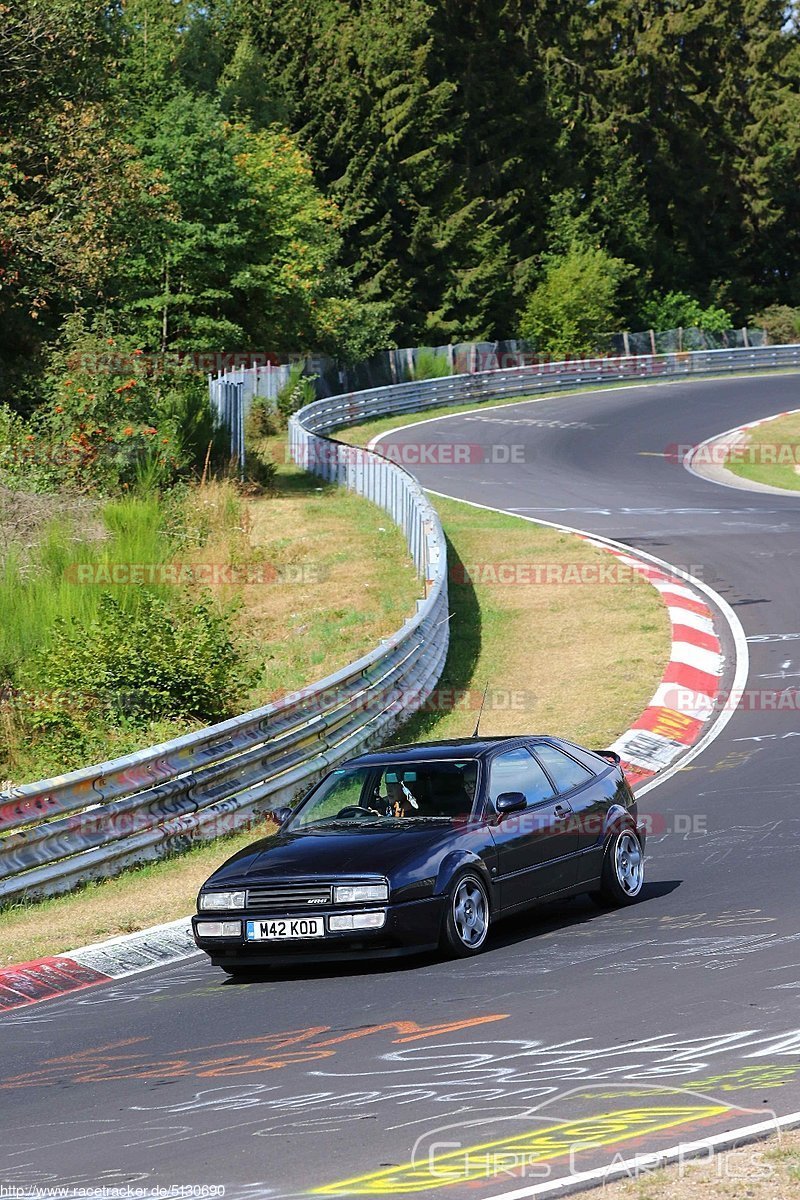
[594,749,621,766]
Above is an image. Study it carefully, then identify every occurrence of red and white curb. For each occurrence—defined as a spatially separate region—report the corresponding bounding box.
[0,917,197,1012]
[583,540,724,787]
[412,488,744,801]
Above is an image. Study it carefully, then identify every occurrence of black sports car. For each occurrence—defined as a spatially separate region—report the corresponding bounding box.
[192,735,646,974]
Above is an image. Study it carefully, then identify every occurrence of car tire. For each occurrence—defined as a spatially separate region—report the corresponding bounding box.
[440,871,491,958]
[590,828,645,907]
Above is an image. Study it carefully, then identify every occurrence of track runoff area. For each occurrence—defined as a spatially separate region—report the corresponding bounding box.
[2,371,800,1200]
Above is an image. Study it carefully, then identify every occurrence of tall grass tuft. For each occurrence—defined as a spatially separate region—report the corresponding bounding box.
[0,496,174,680]
[409,348,452,381]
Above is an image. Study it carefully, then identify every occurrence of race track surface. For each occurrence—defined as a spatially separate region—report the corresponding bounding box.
[3,372,800,1200]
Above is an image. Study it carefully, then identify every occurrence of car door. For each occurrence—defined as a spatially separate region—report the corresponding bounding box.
[486,746,579,911]
[530,742,607,885]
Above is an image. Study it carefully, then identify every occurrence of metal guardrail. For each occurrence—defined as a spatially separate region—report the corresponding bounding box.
[291,344,800,437]
[3,342,800,903]
[210,377,246,468]
[0,436,448,905]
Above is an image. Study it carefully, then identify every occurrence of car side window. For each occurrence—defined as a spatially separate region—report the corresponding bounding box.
[488,747,556,809]
[533,744,594,794]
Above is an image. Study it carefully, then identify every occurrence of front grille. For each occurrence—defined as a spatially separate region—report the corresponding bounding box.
[246,882,333,910]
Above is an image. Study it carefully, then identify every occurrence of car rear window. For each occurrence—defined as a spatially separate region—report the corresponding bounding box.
[533,744,594,794]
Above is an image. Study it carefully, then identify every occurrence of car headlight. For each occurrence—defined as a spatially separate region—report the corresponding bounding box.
[333,883,388,904]
[198,890,246,910]
[195,920,242,938]
[329,912,386,932]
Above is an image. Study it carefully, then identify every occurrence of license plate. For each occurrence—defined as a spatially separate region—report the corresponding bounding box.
[246,917,325,941]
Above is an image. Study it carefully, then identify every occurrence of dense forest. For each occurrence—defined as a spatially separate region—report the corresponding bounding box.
[2,0,800,416]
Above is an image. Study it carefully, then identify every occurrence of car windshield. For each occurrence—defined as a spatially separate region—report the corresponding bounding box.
[288,760,480,830]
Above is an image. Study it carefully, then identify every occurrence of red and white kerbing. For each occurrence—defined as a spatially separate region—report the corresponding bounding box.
[0,918,198,1012]
[581,540,723,786]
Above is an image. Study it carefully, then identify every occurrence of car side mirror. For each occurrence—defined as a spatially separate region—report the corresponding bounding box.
[271,806,293,826]
[495,791,527,816]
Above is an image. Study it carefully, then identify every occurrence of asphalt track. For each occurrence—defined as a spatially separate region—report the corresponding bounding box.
[3,372,800,1199]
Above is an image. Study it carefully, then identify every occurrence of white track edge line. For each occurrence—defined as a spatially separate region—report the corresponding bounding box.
[684,406,800,493]
[67,915,191,957]
[414,485,749,799]
[79,947,203,986]
[480,1109,800,1200]
[366,371,800,452]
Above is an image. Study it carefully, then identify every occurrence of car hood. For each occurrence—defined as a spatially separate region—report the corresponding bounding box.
[207,821,457,885]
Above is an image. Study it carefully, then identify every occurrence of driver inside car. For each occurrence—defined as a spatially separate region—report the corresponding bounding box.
[374,773,420,818]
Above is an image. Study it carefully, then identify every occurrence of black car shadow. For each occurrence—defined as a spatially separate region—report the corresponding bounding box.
[220,880,682,984]
[221,949,441,984]
[485,878,682,953]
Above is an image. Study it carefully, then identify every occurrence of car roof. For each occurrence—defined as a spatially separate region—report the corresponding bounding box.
[345,735,563,767]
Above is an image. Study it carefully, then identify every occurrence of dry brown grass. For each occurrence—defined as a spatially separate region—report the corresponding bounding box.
[601,1129,800,1199]
[0,484,105,560]
[396,495,670,748]
[178,472,422,704]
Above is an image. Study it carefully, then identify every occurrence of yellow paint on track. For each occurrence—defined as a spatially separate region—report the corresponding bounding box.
[312,1104,731,1195]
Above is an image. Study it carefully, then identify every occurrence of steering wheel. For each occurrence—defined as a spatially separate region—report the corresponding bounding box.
[336,805,380,819]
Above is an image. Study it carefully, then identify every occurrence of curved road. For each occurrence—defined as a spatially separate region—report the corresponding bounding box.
[2,373,800,1199]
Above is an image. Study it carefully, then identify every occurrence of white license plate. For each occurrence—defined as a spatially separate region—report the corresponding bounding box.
[246,917,325,941]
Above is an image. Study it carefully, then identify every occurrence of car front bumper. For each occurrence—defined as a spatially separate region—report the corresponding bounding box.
[192,894,447,965]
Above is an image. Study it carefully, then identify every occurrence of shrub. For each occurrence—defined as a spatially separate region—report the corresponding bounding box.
[30,313,225,493]
[243,445,278,489]
[246,396,280,439]
[276,364,317,424]
[0,404,42,489]
[519,246,635,358]
[641,291,733,335]
[30,591,249,726]
[409,348,452,381]
[751,304,800,345]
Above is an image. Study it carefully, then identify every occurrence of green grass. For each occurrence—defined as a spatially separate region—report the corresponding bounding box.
[0,494,174,673]
[727,410,800,491]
